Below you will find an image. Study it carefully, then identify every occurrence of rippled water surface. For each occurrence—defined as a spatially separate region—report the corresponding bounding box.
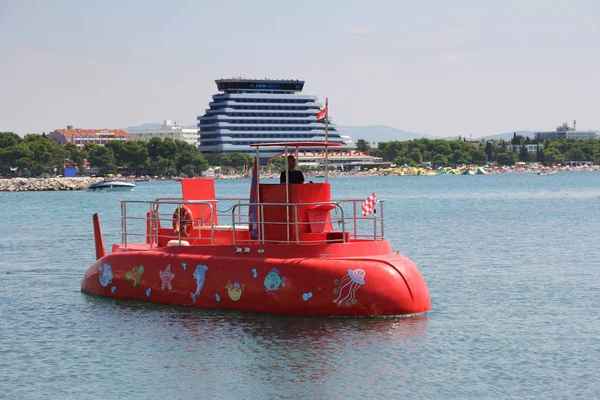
[1,173,599,399]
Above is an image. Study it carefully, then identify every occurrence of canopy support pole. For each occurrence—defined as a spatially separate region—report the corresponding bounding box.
[325,97,329,183]
[285,145,290,243]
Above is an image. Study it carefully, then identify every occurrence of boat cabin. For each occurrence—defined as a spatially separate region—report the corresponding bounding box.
[113,142,384,252]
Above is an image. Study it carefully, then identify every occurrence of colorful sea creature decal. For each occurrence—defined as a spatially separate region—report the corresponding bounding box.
[226,280,244,301]
[190,264,208,303]
[252,268,257,278]
[264,268,286,292]
[333,269,366,306]
[215,293,220,302]
[159,264,175,291]
[302,292,313,301]
[126,265,144,287]
[98,263,113,287]
[182,263,187,271]
[111,286,116,293]
[146,288,151,296]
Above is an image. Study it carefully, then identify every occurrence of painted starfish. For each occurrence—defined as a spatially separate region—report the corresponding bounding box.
[159,264,175,291]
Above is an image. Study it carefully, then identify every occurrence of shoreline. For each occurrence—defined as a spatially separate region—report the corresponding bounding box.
[0,177,104,192]
[2,166,599,192]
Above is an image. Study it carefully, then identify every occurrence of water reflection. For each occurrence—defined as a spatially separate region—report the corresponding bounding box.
[84,296,429,397]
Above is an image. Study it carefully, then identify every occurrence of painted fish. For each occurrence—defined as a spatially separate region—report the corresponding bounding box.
[99,263,113,287]
[190,264,208,303]
[264,268,286,292]
[226,280,244,301]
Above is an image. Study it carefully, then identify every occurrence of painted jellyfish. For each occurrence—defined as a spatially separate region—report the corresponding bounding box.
[333,268,366,306]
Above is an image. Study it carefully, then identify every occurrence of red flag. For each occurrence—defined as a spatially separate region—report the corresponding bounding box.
[316,108,327,120]
[361,192,377,216]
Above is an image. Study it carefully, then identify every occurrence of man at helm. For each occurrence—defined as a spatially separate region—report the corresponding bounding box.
[280,155,305,184]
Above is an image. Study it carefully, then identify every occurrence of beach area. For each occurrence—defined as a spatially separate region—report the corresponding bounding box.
[1,163,598,191]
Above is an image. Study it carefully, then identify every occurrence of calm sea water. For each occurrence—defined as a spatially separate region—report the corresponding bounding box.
[1,173,599,399]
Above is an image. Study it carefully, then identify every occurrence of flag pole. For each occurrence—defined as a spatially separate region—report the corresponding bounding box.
[325,97,329,183]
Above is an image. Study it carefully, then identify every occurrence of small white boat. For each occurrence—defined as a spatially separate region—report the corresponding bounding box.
[537,171,556,176]
[87,180,136,191]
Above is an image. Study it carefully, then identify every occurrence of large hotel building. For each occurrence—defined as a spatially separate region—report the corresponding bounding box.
[197,78,353,162]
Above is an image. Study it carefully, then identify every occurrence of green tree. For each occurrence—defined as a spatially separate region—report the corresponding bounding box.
[485,141,494,162]
[519,144,530,162]
[176,146,208,175]
[147,137,163,160]
[157,138,178,160]
[153,156,177,176]
[432,154,448,167]
[452,149,468,165]
[0,142,33,172]
[121,140,149,173]
[471,149,488,165]
[269,156,286,170]
[203,153,223,166]
[221,153,253,170]
[495,152,518,166]
[407,148,423,165]
[24,134,61,170]
[356,138,371,152]
[86,144,116,175]
[566,148,585,162]
[104,141,127,166]
[543,147,564,166]
[394,155,416,167]
[0,132,22,148]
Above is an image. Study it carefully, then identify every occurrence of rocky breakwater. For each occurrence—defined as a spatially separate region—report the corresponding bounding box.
[0,177,104,192]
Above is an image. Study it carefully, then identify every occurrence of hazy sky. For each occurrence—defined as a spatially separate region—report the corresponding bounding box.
[1,0,599,137]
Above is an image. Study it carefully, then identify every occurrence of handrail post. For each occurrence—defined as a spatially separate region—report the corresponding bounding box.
[260,204,265,245]
[209,203,214,246]
[338,204,346,243]
[121,201,127,249]
[149,203,154,250]
[231,204,237,245]
[294,205,299,244]
[373,209,377,241]
[177,202,182,244]
[353,201,357,240]
[379,201,384,240]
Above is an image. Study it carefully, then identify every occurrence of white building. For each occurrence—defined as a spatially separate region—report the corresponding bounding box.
[535,121,598,141]
[197,78,354,162]
[127,120,199,146]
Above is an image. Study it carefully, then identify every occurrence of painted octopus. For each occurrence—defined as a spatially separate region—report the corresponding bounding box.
[333,268,366,306]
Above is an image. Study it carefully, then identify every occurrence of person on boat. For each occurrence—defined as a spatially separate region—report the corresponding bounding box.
[280,155,305,184]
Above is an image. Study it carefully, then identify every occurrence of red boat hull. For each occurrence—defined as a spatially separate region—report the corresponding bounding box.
[81,241,431,317]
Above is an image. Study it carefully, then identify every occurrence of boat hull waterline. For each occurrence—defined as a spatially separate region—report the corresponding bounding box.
[87,182,136,191]
[81,241,431,317]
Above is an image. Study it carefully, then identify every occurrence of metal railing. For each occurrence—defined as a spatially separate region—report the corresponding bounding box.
[118,198,385,250]
[120,200,217,250]
[230,201,346,245]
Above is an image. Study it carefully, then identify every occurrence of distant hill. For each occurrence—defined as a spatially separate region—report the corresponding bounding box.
[124,123,196,131]
[336,125,441,144]
[473,131,536,141]
[124,122,539,144]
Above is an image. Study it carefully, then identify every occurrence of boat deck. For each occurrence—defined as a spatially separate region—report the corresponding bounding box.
[116,196,384,251]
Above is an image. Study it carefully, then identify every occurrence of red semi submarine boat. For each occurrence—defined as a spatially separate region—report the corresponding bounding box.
[81,143,431,316]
